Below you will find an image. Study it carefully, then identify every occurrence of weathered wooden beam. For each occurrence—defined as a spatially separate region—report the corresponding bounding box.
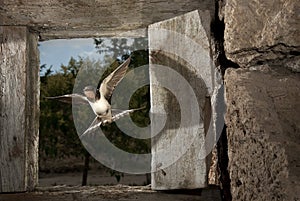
[0,0,214,39]
[149,10,217,190]
[0,26,39,192]
[38,28,148,40]
[0,185,222,201]
[25,28,39,191]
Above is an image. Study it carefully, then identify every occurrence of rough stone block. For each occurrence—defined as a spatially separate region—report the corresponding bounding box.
[223,0,300,71]
[224,67,300,201]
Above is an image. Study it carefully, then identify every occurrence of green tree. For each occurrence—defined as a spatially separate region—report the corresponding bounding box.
[40,57,102,185]
[94,38,151,182]
[40,38,151,185]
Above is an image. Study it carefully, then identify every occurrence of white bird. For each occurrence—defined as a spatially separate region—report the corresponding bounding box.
[47,57,144,138]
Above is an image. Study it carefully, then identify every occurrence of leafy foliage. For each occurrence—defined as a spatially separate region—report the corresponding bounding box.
[39,38,150,183]
[40,57,86,159]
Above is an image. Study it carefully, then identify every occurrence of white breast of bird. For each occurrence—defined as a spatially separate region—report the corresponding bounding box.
[90,98,111,116]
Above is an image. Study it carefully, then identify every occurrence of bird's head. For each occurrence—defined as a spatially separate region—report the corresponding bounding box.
[83,86,96,102]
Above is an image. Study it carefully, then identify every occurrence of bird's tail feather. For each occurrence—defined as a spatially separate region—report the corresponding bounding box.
[80,117,102,139]
[79,106,146,139]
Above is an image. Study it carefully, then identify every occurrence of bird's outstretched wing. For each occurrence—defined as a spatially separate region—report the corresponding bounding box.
[111,106,146,122]
[99,57,131,100]
[46,94,89,105]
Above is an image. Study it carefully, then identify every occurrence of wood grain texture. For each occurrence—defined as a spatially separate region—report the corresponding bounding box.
[0,0,214,39]
[149,10,214,190]
[24,30,39,191]
[0,185,222,201]
[0,26,39,192]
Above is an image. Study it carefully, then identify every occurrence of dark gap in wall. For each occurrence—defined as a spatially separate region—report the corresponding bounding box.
[217,125,232,201]
[211,0,239,78]
[212,1,234,201]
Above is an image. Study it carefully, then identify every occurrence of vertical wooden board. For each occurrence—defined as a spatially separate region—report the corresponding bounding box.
[149,10,214,190]
[0,26,38,192]
[25,31,39,191]
[0,26,27,192]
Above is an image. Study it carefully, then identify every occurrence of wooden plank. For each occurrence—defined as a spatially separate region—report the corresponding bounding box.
[0,185,222,201]
[25,30,39,191]
[149,10,215,190]
[0,26,39,192]
[0,0,214,39]
[0,26,27,192]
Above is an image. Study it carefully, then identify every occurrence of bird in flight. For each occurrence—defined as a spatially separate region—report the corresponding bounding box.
[47,57,144,138]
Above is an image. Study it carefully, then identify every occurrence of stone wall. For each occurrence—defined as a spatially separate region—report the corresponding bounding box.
[222,0,300,200]
[225,68,299,200]
[222,0,299,72]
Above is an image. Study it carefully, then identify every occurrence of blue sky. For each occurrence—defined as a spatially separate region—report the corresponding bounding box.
[39,37,148,75]
[39,38,99,74]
